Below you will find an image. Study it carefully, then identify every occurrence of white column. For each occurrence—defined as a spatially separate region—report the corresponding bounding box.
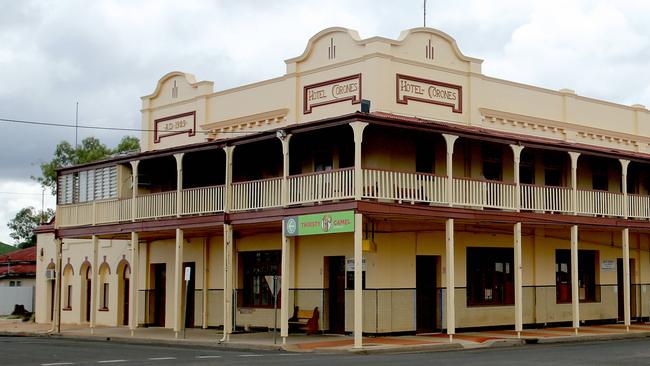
[174,228,184,338]
[571,225,580,333]
[223,146,235,213]
[510,145,524,211]
[202,238,209,329]
[52,238,62,333]
[279,134,292,206]
[350,122,368,200]
[622,228,631,330]
[514,222,523,336]
[130,160,139,222]
[568,152,580,215]
[445,218,455,341]
[280,220,291,343]
[90,235,99,333]
[353,213,363,348]
[129,232,139,335]
[443,134,458,206]
[620,159,630,219]
[221,224,233,342]
[175,153,184,217]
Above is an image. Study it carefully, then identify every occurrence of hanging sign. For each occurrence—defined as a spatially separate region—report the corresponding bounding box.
[284,210,355,237]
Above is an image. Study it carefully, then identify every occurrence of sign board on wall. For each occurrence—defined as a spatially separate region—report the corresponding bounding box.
[284,210,355,237]
[345,258,366,272]
[601,259,616,272]
[154,111,196,143]
[396,74,462,113]
[303,74,362,114]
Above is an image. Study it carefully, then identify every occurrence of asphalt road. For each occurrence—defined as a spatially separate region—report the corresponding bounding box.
[3,336,650,366]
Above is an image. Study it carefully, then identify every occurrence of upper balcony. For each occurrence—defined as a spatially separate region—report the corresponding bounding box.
[55,115,650,229]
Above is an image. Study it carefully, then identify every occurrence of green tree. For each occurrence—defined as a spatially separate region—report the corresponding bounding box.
[34,136,140,194]
[8,207,55,248]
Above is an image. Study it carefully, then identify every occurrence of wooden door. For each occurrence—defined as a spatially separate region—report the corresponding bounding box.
[327,256,346,334]
[416,256,438,333]
[152,264,166,327]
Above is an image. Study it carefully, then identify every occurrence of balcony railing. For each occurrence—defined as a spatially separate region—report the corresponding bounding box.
[362,168,446,204]
[232,177,282,211]
[520,184,572,214]
[55,167,650,229]
[289,168,354,204]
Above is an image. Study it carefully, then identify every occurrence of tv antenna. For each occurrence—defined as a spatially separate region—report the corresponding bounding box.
[423,0,427,27]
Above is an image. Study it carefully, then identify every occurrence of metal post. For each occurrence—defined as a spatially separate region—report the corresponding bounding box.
[514,222,523,337]
[571,225,580,334]
[52,239,62,333]
[623,228,631,331]
[280,220,290,343]
[129,232,139,335]
[174,228,184,338]
[202,238,209,329]
[220,224,233,342]
[353,213,363,349]
[445,218,455,342]
[350,122,368,200]
[443,134,458,207]
[90,235,98,334]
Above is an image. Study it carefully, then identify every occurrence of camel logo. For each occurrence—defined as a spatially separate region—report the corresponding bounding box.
[321,215,333,232]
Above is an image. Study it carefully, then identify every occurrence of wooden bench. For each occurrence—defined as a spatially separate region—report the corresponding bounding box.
[288,306,319,335]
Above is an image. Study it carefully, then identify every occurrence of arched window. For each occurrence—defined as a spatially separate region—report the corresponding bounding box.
[99,263,111,310]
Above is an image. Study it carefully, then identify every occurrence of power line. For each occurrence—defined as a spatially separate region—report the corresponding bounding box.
[0,117,255,134]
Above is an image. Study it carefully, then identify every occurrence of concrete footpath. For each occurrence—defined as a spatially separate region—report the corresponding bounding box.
[1,318,650,354]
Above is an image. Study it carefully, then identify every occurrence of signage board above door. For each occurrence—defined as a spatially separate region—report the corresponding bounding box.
[284,210,355,237]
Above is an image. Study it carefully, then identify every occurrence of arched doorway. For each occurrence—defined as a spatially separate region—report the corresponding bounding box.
[117,260,130,326]
[80,262,92,323]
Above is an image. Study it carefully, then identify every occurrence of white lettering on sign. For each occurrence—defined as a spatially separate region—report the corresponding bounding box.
[154,111,196,143]
[396,74,462,113]
[303,74,362,114]
[345,258,367,272]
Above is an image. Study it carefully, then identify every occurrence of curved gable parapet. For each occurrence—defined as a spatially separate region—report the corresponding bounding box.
[141,71,214,109]
[397,27,483,64]
[285,27,362,64]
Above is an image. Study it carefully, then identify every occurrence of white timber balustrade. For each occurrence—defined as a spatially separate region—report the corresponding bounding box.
[576,189,625,217]
[628,194,650,219]
[362,168,446,204]
[520,184,572,213]
[289,168,354,204]
[453,177,516,209]
[231,177,282,211]
[181,185,225,215]
[136,191,178,219]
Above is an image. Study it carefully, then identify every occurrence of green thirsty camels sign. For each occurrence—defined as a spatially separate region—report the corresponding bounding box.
[284,211,355,237]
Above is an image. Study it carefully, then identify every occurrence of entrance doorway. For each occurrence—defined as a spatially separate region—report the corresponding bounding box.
[617,258,637,321]
[120,265,130,326]
[326,256,346,334]
[83,266,92,323]
[416,255,439,333]
[183,262,196,328]
[151,263,166,327]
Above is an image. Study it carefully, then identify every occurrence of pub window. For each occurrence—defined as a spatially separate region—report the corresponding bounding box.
[101,283,109,310]
[242,250,281,307]
[592,159,609,191]
[482,144,502,181]
[466,247,514,306]
[555,249,598,303]
[520,149,535,185]
[544,152,564,187]
[416,137,434,174]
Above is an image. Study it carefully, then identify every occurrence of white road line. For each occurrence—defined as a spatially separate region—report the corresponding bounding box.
[238,354,264,357]
[41,363,74,366]
[97,360,127,364]
[196,355,222,359]
[148,357,176,360]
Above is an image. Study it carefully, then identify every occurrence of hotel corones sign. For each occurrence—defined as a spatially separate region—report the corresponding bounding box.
[396,74,462,113]
[303,74,362,114]
[154,111,196,143]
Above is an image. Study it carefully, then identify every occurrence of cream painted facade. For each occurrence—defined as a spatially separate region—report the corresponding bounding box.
[38,27,650,346]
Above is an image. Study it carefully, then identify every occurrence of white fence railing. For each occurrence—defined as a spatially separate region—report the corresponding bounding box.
[453,178,516,210]
[362,169,447,204]
[136,191,177,220]
[56,202,94,227]
[232,177,282,211]
[289,168,354,204]
[520,184,572,213]
[182,185,225,215]
[629,194,650,219]
[576,189,625,217]
[95,198,132,224]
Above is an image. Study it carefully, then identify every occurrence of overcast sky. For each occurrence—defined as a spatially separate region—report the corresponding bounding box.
[1,0,649,244]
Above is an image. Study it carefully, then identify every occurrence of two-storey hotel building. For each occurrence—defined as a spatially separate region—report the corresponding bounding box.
[35,27,650,347]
